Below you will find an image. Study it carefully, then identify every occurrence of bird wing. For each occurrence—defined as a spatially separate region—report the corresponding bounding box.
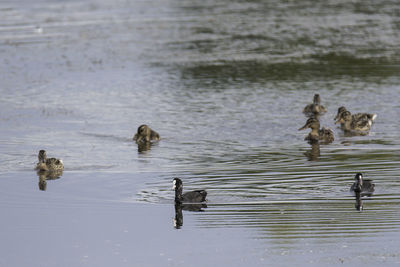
[351,118,371,131]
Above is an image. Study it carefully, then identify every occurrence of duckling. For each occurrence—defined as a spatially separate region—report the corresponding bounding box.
[303,94,327,116]
[335,111,373,133]
[35,150,64,172]
[298,118,334,144]
[334,106,347,121]
[173,178,207,204]
[133,124,160,143]
[334,106,376,128]
[350,173,374,195]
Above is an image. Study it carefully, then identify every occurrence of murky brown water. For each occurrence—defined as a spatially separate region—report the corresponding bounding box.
[1,0,400,266]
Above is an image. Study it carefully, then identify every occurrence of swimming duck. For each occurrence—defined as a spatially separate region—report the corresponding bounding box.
[350,173,374,195]
[298,118,334,144]
[303,94,327,116]
[173,178,207,204]
[133,124,160,143]
[334,106,376,128]
[35,150,64,172]
[335,111,374,133]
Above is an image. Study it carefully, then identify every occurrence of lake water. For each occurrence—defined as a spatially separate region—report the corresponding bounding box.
[1,0,400,266]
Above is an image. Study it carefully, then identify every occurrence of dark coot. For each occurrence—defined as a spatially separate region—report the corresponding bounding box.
[350,173,375,195]
[173,178,207,204]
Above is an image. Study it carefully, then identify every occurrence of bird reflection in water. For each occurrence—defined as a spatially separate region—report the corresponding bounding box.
[137,141,152,153]
[304,141,320,161]
[38,172,47,191]
[36,169,63,191]
[354,191,363,211]
[173,203,207,229]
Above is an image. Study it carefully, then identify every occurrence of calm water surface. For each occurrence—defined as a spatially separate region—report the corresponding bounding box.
[1,0,400,266]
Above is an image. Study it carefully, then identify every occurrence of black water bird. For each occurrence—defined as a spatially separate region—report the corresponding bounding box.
[173,178,207,204]
[350,173,375,196]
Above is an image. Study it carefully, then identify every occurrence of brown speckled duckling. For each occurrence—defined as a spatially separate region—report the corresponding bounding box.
[335,111,374,133]
[299,118,334,144]
[303,94,327,116]
[133,125,160,143]
[35,150,64,172]
[334,107,376,132]
[334,106,377,122]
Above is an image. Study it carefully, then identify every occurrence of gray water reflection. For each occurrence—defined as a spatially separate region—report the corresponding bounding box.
[197,198,400,240]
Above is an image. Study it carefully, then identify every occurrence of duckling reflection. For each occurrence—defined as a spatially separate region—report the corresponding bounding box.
[38,172,47,191]
[137,141,152,153]
[36,169,63,191]
[173,203,207,229]
[304,142,320,161]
